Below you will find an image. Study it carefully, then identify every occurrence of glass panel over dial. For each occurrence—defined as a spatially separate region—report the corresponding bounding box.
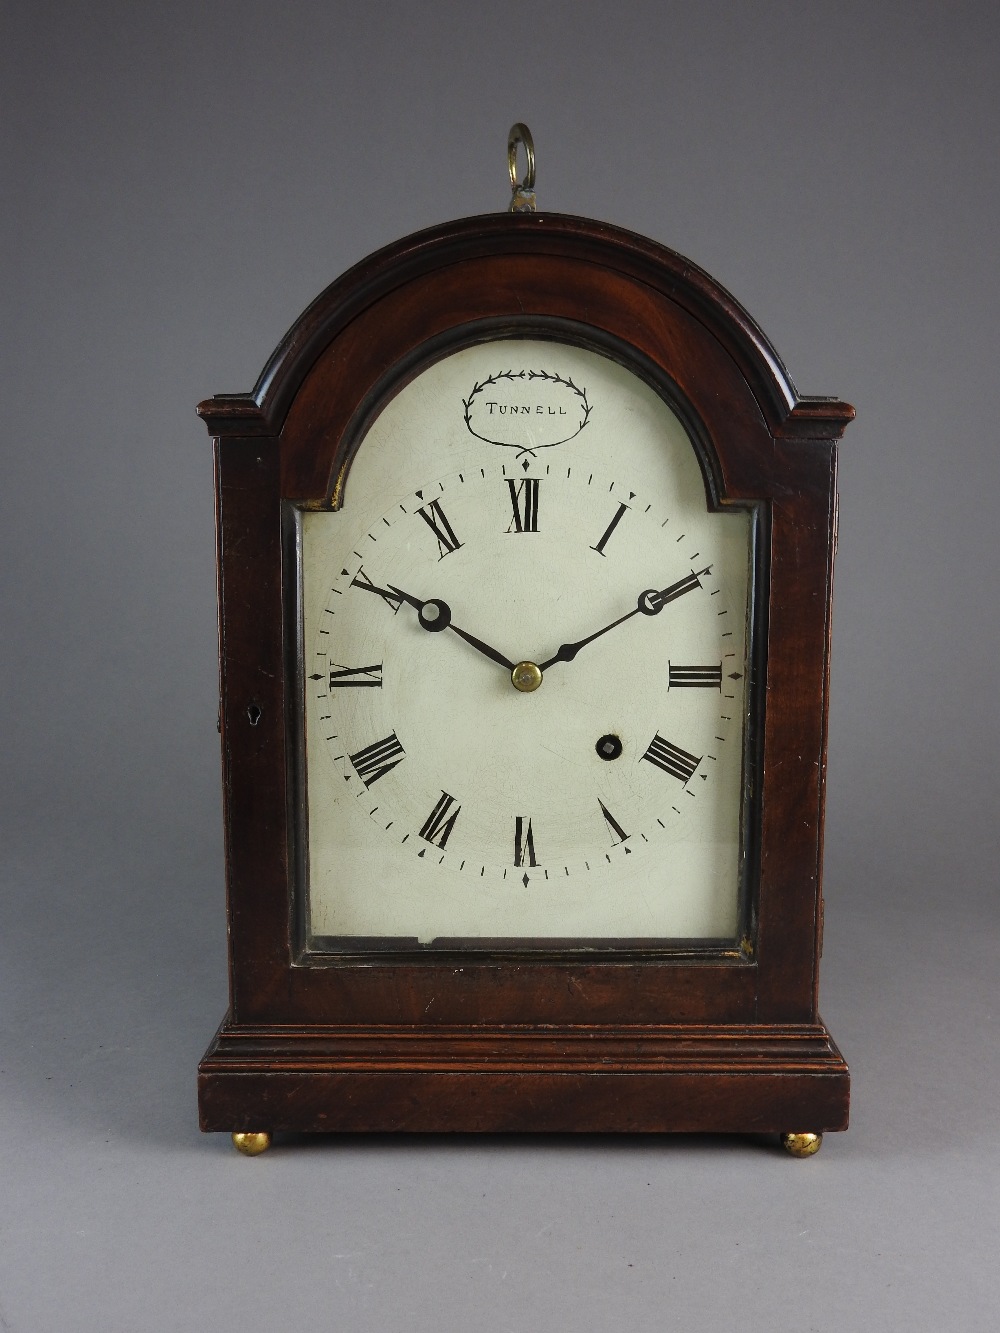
[299,339,752,947]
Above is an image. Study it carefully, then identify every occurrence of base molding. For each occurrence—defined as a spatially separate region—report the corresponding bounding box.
[199,1018,849,1135]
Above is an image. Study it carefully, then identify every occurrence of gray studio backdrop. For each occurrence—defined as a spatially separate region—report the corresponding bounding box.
[2,2,998,1330]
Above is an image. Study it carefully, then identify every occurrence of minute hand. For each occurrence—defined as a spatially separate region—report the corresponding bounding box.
[540,569,706,671]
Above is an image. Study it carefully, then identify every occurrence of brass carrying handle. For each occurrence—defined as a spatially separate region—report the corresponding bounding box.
[507,123,536,212]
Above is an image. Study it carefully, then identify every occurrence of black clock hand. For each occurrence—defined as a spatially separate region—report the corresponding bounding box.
[540,569,707,671]
[387,586,516,671]
[351,573,516,671]
[445,619,518,672]
[540,606,641,668]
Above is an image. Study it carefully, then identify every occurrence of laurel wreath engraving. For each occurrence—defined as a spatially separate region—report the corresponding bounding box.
[463,369,592,450]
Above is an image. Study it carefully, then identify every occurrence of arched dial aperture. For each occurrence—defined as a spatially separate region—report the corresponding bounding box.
[301,340,751,944]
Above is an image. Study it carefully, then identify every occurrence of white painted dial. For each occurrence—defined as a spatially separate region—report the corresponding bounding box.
[300,340,752,945]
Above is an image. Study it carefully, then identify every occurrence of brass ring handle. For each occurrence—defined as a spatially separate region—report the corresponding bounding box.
[507,123,535,190]
[507,123,536,212]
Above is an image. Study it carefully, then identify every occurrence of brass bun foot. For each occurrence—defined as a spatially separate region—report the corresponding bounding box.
[781,1131,822,1158]
[232,1131,272,1156]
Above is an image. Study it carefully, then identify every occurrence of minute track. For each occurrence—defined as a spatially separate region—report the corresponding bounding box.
[311,453,746,896]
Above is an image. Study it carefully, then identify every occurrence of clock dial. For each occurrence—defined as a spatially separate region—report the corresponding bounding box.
[299,340,753,946]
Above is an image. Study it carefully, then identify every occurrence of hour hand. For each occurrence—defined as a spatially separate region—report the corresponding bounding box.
[351,571,514,671]
[386,585,516,672]
[351,568,445,622]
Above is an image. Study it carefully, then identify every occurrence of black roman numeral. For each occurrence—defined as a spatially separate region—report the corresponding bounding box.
[328,663,383,689]
[514,816,538,867]
[598,799,630,845]
[590,502,629,556]
[668,663,722,690]
[416,500,463,559]
[641,734,701,784]
[419,791,461,849]
[348,732,405,787]
[506,477,540,533]
[350,569,403,613]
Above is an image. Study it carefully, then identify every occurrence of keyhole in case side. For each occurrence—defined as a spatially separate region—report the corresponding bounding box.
[247,702,262,727]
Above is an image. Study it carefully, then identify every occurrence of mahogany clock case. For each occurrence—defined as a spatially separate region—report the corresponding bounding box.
[197,211,853,1137]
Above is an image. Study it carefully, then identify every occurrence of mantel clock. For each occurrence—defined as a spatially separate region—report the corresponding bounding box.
[197,127,852,1157]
